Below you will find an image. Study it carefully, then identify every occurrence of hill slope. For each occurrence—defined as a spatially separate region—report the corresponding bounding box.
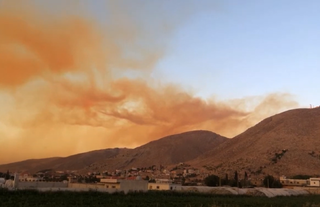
[191,107,320,178]
[0,148,127,173]
[0,130,227,173]
[83,130,227,171]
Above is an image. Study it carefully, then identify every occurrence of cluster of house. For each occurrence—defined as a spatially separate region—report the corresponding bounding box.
[0,163,204,192]
[86,163,202,186]
[0,173,182,193]
[6,162,320,193]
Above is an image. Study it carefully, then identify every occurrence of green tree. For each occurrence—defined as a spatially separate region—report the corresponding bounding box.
[204,175,220,187]
[244,171,248,187]
[263,175,282,188]
[221,173,229,186]
[234,171,239,187]
[5,170,10,180]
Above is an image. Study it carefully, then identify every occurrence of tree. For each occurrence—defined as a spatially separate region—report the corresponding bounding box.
[204,175,220,187]
[234,171,239,187]
[5,170,10,180]
[263,175,282,188]
[59,175,68,182]
[181,177,186,186]
[244,171,248,187]
[222,173,229,186]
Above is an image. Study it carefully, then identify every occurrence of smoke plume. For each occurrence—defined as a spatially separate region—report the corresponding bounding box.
[0,1,298,164]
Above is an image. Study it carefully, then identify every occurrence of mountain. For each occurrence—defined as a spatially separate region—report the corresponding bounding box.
[190,107,320,178]
[3,107,320,178]
[85,130,227,172]
[0,148,127,173]
[0,130,227,173]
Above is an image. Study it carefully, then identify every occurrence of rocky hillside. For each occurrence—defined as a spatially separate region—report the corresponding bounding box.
[0,148,127,173]
[83,130,227,172]
[191,107,320,178]
[0,130,227,173]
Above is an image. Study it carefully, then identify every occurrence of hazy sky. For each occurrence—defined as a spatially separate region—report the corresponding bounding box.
[0,0,318,164]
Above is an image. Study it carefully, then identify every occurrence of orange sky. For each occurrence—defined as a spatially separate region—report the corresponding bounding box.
[0,1,299,164]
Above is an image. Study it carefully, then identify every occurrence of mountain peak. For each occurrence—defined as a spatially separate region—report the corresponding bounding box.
[191,107,320,178]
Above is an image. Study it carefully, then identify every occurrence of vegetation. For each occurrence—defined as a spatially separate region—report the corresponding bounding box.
[271,149,288,164]
[204,175,220,186]
[263,175,282,188]
[1,189,320,207]
[203,173,252,188]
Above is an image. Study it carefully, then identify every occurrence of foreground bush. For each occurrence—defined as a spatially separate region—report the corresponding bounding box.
[1,189,320,207]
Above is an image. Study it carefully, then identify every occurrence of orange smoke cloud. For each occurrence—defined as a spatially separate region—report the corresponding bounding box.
[0,7,102,86]
[0,1,299,164]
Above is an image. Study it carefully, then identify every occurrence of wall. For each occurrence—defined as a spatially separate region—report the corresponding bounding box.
[104,183,120,189]
[17,181,68,189]
[68,182,145,194]
[148,183,182,191]
[148,183,169,190]
[68,183,106,189]
[120,180,148,193]
[309,180,320,187]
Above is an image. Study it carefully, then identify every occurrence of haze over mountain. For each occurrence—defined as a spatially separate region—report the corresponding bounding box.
[191,107,320,178]
[0,148,127,173]
[0,130,226,173]
[2,107,320,179]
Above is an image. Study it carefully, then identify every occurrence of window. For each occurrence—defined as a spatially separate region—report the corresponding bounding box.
[156,186,160,189]
[112,186,116,188]
[106,185,109,188]
[149,186,152,189]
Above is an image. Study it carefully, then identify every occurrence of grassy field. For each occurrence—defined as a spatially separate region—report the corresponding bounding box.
[1,189,320,207]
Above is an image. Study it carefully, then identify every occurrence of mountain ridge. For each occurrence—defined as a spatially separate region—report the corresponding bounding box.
[0,130,227,173]
[3,107,320,178]
[190,107,320,178]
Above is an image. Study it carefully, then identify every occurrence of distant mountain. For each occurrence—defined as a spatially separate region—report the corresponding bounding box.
[190,107,320,178]
[0,148,127,173]
[0,130,227,173]
[85,130,227,172]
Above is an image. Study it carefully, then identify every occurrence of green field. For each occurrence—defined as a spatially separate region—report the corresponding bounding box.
[1,189,320,207]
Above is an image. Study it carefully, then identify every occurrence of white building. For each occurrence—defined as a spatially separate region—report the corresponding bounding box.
[309,178,320,187]
[100,179,120,189]
[279,176,308,186]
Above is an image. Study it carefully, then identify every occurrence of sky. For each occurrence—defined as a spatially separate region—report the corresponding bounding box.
[0,0,319,164]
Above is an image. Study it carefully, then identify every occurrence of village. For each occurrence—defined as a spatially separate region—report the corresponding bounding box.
[2,162,320,197]
[0,163,206,190]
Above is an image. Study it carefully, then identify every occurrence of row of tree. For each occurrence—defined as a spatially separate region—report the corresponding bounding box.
[204,171,282,188]
[0,171,13,180]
